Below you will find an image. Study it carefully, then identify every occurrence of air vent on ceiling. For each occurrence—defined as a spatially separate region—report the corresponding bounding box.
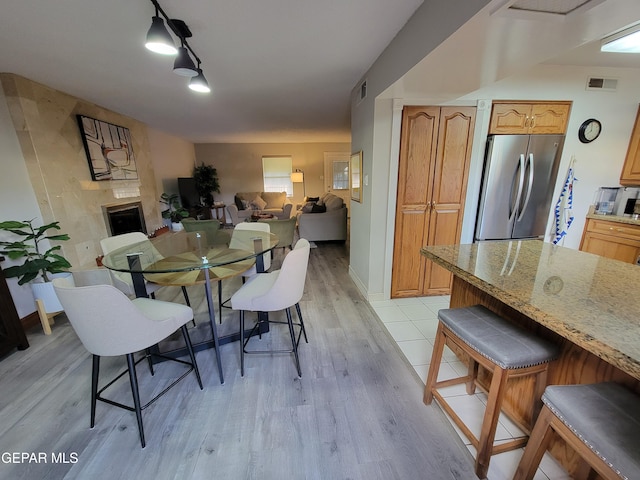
[586,76,618,92]
[358,80,367,103]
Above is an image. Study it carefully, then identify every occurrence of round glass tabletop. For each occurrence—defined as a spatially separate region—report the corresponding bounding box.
[101,229,278,274]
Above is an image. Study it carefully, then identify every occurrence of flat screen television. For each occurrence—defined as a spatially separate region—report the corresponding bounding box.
[178,177,200,209]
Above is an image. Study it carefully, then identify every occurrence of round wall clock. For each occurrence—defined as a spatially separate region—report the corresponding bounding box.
[578,118,601,143]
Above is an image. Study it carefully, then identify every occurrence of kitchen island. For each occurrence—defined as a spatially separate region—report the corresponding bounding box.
[421,240,640,474]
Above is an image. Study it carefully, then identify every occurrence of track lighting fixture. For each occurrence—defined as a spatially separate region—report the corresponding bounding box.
[145,13,177,55]
[189,63,211,93]
[144,0,210,93]
[173,45,198,77]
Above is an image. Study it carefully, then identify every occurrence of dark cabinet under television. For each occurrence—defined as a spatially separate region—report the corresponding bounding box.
[0,257,29,358]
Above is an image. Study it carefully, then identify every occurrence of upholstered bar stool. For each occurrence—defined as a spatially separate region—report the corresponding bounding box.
[423,305,558,479]
[514,382,640,480]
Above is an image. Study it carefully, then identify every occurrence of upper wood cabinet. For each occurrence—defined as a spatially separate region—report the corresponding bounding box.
[489,101,571,135]
[620,104,640,186]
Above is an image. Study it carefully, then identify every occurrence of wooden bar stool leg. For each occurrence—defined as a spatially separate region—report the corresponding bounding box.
[466,359,478,395]
[531,368,548,423]
[423,322,446,405]
[476,367,509,479]
[513,406,555,480]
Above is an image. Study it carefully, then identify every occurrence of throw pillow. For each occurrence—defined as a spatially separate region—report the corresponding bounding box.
[323,194,344,211]
[305,196,320,203]
[301,201,315,213]
[251,195,267,211]
[241,199,250,210]
[234,195,244,210]
[311,203,327,213]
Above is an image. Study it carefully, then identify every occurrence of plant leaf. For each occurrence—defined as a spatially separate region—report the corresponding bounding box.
[45,234,70,241]
[0,221,29,230]
[17,271,39,285]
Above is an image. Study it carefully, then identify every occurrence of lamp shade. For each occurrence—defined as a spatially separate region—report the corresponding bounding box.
[173,47,198,76]
[291,172,304,183]
[145,16,177,55]
[189,69,211,93]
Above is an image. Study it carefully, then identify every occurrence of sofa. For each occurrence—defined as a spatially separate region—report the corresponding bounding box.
[227,191,293,225]
[297,192,348,242]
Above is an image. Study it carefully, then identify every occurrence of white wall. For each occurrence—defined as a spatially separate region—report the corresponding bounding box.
[349,0,490,299]
[148,127,197,198]
[350,0,640,301]
[349,0,491,298]
[367,64,640,302]
[193,143,351,208]
[0,87,45,318]
[458,64,640,250]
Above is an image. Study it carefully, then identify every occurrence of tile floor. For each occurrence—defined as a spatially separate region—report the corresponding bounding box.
[369,295,570,480]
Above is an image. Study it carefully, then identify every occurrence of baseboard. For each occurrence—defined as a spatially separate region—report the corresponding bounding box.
[366,292,387,302]
[348,265,367,299]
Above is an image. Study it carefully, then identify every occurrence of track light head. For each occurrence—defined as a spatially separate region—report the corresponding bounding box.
[145,15,177,55]
[173,46,198,76]
[189,69,211,93]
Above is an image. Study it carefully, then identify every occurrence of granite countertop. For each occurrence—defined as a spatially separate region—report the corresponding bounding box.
[586,206,640,226]
[421,240,640,381]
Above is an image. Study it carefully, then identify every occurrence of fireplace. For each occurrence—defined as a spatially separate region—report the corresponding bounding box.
[103,202,147,236]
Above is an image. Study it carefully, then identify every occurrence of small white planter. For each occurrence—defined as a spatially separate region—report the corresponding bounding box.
[31,272,72,335]
[171,221,184,232]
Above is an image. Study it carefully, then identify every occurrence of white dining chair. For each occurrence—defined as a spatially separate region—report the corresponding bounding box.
[229,222,272,277]
[100,232,162,297]
[101,232,192,309]
[52,276,203,448]
[230,238,310,377]
[218,222,272,317]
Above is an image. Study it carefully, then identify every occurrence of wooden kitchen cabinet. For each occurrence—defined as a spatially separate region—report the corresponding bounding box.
[580,217,640,264]
[489,101,571,135]
[620,104,640,186]
[391,106,476,297]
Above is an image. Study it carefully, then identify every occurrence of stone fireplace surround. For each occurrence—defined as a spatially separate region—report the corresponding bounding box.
[1,73,162,271]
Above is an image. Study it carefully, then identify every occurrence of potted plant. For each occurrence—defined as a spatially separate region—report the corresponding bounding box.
[160,193,189,231]
[193,164,220,207]
[0,219,72,314]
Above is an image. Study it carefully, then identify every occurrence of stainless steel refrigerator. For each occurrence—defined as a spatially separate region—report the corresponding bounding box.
[475,134,565,241]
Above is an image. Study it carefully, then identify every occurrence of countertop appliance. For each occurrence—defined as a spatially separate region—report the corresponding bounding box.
[475,134,565,241]
[614,187,640,216]
[594,187,620,215]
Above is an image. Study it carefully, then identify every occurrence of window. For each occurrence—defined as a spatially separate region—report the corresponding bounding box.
[262,156,293,195]
[332,161,349,190]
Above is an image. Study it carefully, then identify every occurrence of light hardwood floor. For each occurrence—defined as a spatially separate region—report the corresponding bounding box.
[0,242,477,480]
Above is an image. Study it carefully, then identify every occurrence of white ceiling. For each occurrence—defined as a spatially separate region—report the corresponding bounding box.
[0,0,422,143]
[383,0,640,101]
[1,0,639,144]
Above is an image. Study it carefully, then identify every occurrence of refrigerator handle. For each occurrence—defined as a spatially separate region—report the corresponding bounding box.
[517,153,535,222]
[509,154,526,221]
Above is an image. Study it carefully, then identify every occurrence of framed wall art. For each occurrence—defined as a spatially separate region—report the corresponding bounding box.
[77,115,138,181]
[350,150,362,203]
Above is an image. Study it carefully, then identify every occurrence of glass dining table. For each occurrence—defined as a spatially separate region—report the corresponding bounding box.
[101,228,278,384]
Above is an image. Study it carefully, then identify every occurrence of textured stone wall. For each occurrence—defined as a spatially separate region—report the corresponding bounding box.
[1,73,161,270]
